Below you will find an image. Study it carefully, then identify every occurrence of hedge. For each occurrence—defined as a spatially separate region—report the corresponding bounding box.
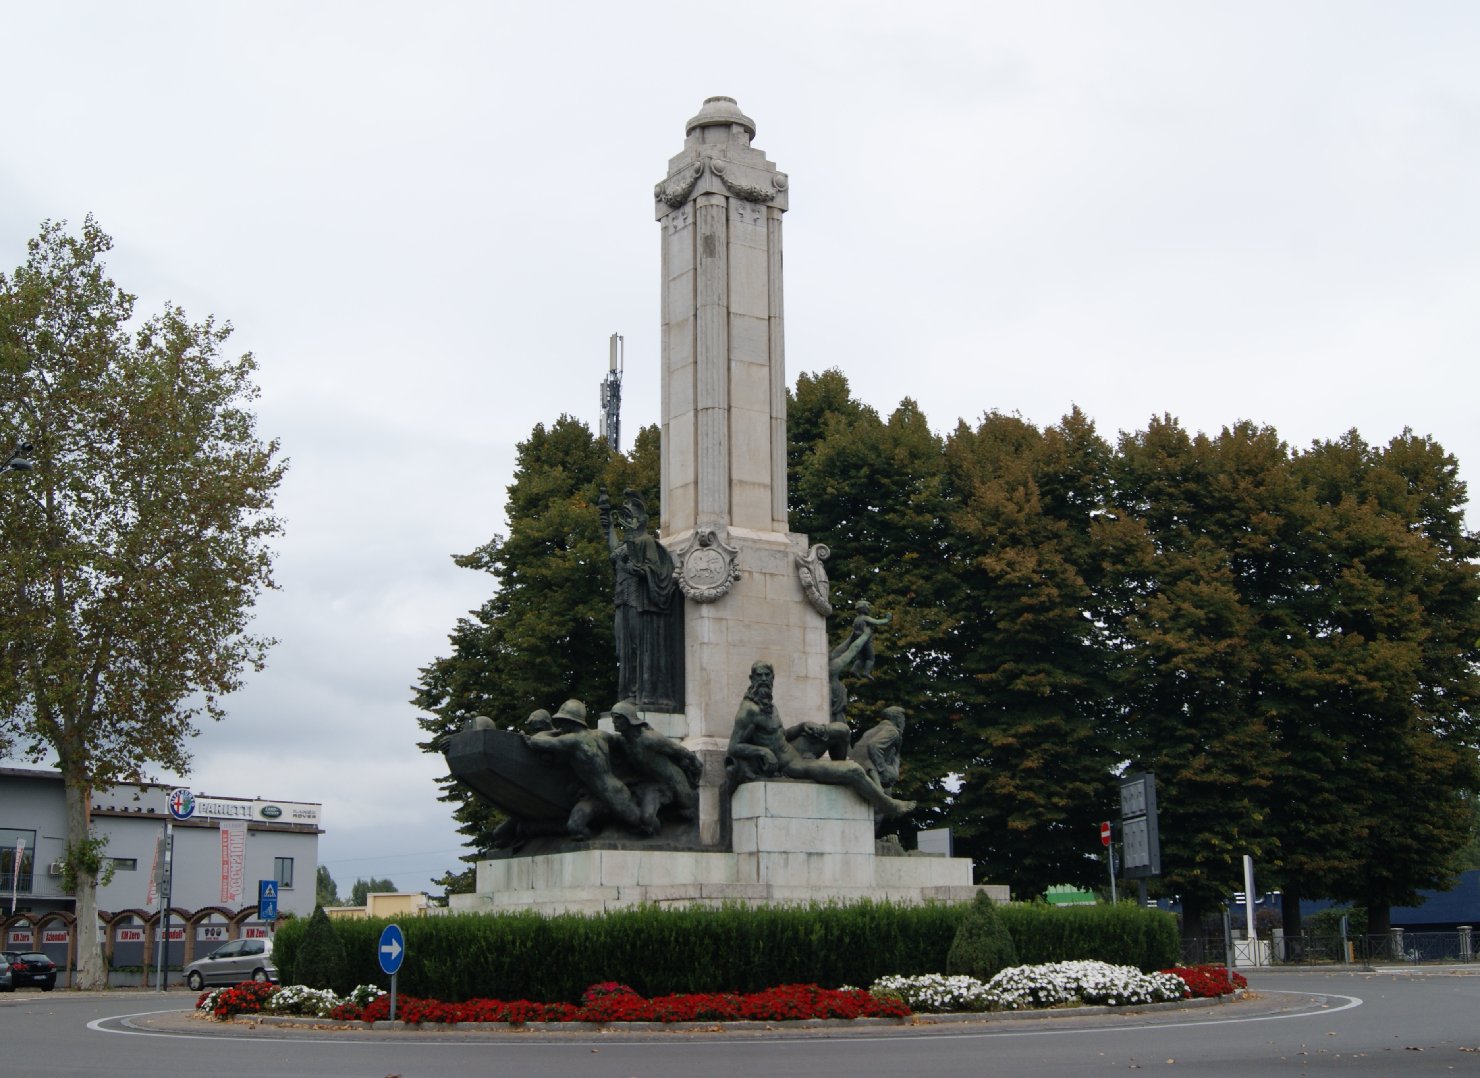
[274,900,1177,1003]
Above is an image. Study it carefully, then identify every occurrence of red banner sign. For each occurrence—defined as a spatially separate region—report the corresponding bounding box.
[219,819,247,904]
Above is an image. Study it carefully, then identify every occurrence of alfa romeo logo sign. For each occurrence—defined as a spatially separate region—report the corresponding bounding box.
[167,788,195,821]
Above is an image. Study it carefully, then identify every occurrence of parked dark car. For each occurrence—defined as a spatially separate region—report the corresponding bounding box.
[0,951,57,991]
[183,937,277,990]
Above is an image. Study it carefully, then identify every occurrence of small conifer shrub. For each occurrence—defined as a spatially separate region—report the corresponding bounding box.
[945,891,1019,980]
[292,905,346,990]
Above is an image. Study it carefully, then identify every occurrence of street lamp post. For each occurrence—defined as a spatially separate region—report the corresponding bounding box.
[2,443,34,475]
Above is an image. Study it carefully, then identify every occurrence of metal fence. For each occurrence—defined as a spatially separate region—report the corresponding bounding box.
[1181,927,1476,967]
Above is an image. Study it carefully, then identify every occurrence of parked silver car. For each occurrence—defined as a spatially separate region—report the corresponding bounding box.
[183,937,277,990]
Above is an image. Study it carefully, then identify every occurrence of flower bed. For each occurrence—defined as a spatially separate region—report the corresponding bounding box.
[198,963,1242,1024]
[871,961,1188,1013]
[199,980,908,1023]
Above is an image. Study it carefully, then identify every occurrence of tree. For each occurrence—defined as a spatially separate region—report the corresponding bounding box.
[315,865,340,907]
[945,890,1020,980]
[1106,418,1283,933]
[0,219,284,988]
[939,409,1119,896]
[293,905,345,990]
[1285,431,1480,933]
[413,416,657,867]
[349,876,398,906]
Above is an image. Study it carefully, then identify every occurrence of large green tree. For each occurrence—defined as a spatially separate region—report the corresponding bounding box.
[0,219,284,987]
[939,408,1119,896]
[1283,431,1480,934]
[1106,418,1285,933]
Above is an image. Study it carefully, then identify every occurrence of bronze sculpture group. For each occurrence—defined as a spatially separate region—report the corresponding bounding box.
[726,661,915,823]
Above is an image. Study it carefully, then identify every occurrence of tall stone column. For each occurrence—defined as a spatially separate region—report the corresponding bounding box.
[654,98,830,841]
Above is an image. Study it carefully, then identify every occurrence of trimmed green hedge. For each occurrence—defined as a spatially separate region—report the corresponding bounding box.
[274,900,1177,1002]
[999,902,1179,970]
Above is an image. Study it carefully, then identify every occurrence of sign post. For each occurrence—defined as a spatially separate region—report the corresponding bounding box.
[378,923,405,1022]
[150,826,175,991]
[1100,820,1116,903]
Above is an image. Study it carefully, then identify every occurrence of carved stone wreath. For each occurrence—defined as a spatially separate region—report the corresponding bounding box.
[673,525,742,602]
[794,542,833,616]
[710,159,780,203]
[654,161,705,208]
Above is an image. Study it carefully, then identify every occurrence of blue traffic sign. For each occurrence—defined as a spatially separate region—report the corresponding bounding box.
[378,923,405,976]
[257,880,278,921]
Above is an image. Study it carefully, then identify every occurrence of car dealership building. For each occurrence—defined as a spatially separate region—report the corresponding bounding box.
[1,766,322,984]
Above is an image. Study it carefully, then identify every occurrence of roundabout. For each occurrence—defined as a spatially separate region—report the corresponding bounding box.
[0,969,1472,1076]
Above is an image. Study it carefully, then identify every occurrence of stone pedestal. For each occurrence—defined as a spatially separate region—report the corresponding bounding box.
[450,782,993,916]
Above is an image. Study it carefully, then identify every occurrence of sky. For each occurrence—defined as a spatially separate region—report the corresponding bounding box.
[3,1,1478,897]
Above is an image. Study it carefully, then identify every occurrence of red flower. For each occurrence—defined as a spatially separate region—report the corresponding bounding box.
[313,982,912,1025]
[1159,965,1246,998]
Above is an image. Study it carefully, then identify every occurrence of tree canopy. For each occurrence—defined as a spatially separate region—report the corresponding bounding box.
[1,218,284,986]
[349,877,398,906]
[315,865,341,907]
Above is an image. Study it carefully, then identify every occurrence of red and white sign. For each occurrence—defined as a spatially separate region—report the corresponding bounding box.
[244,925,269,939]
[8,931,33,946]
[165,927,185,941]
[200,925,227,941]
[1100,821,1112,847]
[116,928,145,943]
[219,819,247,904]
[43,930,69,945]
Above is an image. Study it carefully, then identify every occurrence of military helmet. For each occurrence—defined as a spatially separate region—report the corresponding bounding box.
[552,699,588,730]
[611,700,647,727]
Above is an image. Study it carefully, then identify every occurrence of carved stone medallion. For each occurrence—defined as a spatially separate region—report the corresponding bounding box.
[674,526,741,602]
[794,542,833,616]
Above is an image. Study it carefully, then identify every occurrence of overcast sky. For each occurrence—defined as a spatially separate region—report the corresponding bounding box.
[4,2,1477,897]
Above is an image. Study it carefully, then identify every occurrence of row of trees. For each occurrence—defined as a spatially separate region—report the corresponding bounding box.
[314,866,398,908]
[417,370,1480,935]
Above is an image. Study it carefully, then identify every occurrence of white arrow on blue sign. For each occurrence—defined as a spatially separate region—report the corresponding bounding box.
[378,923,405,976]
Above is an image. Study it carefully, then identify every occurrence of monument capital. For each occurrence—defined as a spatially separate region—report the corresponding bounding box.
[655,95,789,218]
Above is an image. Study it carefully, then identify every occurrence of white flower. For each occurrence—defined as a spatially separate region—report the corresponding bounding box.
[869,973,995,1012]
[869,962,1185,1014]
[262,984,342,1017]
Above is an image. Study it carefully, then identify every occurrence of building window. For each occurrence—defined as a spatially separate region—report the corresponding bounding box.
[109,857,138,871]
[274,857,294,889]
[1,829,37,894]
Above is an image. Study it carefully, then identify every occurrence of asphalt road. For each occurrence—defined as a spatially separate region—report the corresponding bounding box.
[2,968,1476,1078]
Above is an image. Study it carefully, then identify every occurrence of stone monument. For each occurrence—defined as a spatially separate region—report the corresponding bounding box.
[445,97,994,915]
